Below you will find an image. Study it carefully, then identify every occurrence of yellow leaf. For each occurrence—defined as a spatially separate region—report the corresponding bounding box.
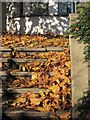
[11,102,16,107]
[32,67,40,71]
[15,97,26,103]
[26,106,32,109]
[30,98,41,106]
[62,96,65,103]
[29,44,34,47]
[12,97,26,106]
[43,99,50,107]
[22,66,26,71]
[56,79,60,84]
[65,61,71,68]
[49,85,60,93]
[32,72,38,80]
[19,64,26,71]
[36,107,48,112]
[39,90,45,97]
[22,40,25,45]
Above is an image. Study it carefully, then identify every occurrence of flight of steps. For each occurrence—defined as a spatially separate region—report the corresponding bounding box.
[0,34,71,120]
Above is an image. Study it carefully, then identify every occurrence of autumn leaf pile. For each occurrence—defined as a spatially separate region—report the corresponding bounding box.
[2,33,71,118]
[1,32,69,48]
[11,87,71,112]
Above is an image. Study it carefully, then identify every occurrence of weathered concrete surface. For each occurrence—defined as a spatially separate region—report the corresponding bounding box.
[2,2,6,32]
[69,14,89,118]
[0,2,2,35]
[70,35,88,105]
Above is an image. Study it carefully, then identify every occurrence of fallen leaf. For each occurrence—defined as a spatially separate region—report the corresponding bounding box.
[49,85,60,93]
[30,98,42,106]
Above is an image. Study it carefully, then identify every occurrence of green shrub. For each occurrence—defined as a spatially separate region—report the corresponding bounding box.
[66,2,90,61]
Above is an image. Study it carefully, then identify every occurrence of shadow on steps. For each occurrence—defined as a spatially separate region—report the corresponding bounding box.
[2,113,59,120]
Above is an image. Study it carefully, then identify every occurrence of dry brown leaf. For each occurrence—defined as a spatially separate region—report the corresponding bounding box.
[32,72,38,80]
[32,67,40,71]
[43,98,50,107]
[60,112,71,120]
[3,33,71,112]
[65,61,71,68]
[30,98,42,106]
[2,54,9,58]
[39,90,45,97]
[12,97,26,106]
[49,85,60,93]
[36,107,49,112]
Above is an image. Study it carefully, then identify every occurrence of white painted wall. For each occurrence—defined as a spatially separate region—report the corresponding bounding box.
[6,2,69,35]
[6,16,69,35]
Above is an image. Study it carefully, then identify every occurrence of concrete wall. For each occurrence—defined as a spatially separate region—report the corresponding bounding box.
[6,2,69,35]
[2,2,6,32]
[70,35,89,105]
[6,16,69,35]
[0,2,2,34]
[69,14,89,118]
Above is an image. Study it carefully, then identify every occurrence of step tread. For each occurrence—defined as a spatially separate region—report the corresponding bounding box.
[0,47,67,52]
[3,106,69,117]
[1,58,47,63]
[2,87,46,94]
[0,71,53,76]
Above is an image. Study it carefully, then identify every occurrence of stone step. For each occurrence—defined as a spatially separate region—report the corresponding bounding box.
[1,58,47,63]
[0,47,67,52]
[1,88,46,94]
[0,71,53,76]
[3,107,69,120]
